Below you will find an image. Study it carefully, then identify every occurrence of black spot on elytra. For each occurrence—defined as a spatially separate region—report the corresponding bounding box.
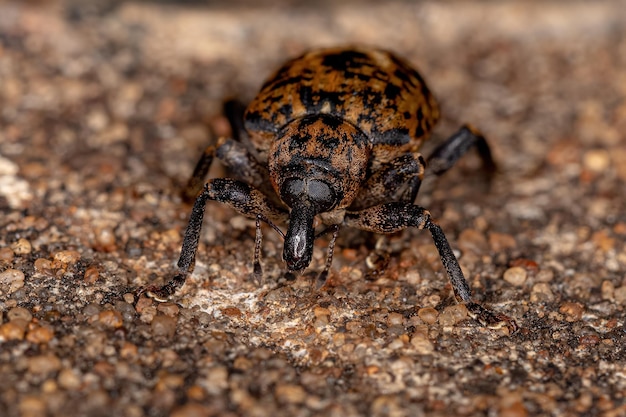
[343,69,372,81]
[262,74,301,92]
[244,111,278,133]
[384,83,402,100]
[278,103,293,118]
[321,50,370,72]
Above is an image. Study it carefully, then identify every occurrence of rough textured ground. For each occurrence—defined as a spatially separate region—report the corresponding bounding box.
[1,1,625,416]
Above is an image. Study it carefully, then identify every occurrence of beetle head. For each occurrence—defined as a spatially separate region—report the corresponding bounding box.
[269,114,370,271]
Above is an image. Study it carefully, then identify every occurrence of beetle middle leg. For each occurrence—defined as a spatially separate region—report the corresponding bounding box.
[183,100,273,202]
[344,202,517,332]
[350,152,426,275]
[145,179,288,301]
[427,124,496,176]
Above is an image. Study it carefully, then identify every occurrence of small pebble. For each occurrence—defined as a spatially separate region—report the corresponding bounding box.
[0,269,25,293]
[583,149,610,172]
[58,368,82,390]
[28,354,62,375]
[151,314,177,338]
[417,307,439,324]
[439,304,468,327]
[120,342,138,359]
[11,238,32,255]
[488,232,517,252]
[535,269,554,283]
[186,385,205,401]
[98,310,124,328]
[530,283,555,302]
[83,303,101,317]
[157,303,180,317]
[203,366,229,395]
[233,356,253,371]
[410,333,434,355]
[614,286,626,304]
[387,312,404,326]
[94,227,117,252]
[0,247,15,263]
[170,403,213,417]
[34,258,53,274]
[84,266,100,284]
[26,325,55,344]
[53,250,81,265]
[457,229,489,254]
[19,396,46,417]
[503,266,527,287]
[559,302,584,322]
[123,293,135,304]
[274,383,307,405]
[313,306,331,318]
[499,400,529,417]
[601,280,615,300]
[8,306,33,322]
[0,322,26,341]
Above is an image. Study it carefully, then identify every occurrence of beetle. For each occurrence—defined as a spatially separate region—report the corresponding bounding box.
[145,47,517,332]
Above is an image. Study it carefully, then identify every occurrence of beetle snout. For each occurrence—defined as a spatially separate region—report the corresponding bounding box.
[283,201,315,272]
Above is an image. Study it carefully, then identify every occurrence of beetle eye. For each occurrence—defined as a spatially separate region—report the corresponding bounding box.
[280,178,338,212]
[280,178,304,207]
[307,179,337,212]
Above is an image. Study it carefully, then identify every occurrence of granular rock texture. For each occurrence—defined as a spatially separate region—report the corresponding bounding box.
[1,1,625,416]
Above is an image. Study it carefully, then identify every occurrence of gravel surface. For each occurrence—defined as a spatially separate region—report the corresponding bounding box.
[1,1,625,416]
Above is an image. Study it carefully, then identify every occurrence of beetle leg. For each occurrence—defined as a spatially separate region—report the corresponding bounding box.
[349,153,426,276]
[183,100,272,202]
[253,214,264,285]
[351,153,425,211]
[145,178,288,301]
[313,224,340,289]
[183,137,275,203]
[184,143,218,202]
[427,124,496,177]
[344,202,517,332]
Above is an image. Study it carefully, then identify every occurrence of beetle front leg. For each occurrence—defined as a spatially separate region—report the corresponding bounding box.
[344,202,517,332]
[144,178,287,301]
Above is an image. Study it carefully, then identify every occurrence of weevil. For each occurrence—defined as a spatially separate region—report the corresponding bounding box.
[145,47,517,332]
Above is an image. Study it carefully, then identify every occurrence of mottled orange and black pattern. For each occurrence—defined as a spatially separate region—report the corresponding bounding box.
[244,47,440,168]
[268,114,371,209]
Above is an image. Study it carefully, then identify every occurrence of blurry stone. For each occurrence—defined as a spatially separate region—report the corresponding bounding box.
[98,310,124,328]
[26,324,55,344]
[503,266,527,287]
[275,384,307,405]
[417,307,438,324]
[8,306,32,322]
[439,304,468,327]
[11,238,32,255]
[28,354,62,375]
[601,280,615,301]
[559,302,584,322]
[530,283,555,302]
[0,269,25,293]
[151,314,177,338]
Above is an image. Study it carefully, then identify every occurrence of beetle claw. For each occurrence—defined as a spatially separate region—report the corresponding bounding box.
[315,270,329,290]
[465,302,519,334]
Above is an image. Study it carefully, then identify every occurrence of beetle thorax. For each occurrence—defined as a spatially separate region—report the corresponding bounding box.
[268,114,370,211]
